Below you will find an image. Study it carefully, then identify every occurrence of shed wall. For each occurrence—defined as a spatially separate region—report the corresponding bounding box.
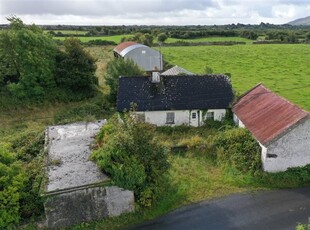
[262,118,310,172]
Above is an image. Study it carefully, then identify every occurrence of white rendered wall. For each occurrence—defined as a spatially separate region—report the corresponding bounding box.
[233,113,245,128]
[207,109,226,122]
[135,109,226,127]
[262,118,310,172]
[141,110,190,126]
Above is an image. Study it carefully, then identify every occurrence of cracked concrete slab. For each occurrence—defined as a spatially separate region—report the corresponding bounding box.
[45,120,109,193]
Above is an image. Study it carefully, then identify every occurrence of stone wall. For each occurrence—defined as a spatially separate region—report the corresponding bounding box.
[44,186,134,229]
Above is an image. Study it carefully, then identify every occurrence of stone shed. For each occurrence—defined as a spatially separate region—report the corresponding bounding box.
[43,120,134,229]
[233,84,310,172]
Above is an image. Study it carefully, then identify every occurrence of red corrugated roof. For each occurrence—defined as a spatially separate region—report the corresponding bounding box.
[232,84,309,145]
[114,41,137,54]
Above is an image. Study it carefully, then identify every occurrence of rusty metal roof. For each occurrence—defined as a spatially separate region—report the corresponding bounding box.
[113,41,138,54]
[232,84,309,146]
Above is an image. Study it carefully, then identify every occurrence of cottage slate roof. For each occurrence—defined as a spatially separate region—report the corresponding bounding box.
[232,83,309,146]
[117,75,233,112]
[161,65,194,76]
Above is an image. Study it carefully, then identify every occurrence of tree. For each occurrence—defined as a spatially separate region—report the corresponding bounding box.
[306,32,310,42]
[55,38,97,98]
[0,17,57,99]
[121,33,154,46]
[105,58,144,103]
[157,32,168,43]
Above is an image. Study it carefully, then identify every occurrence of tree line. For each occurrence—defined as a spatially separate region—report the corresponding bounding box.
[0,17,98,105]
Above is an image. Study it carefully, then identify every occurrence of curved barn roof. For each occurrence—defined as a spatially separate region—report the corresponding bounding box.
[114,41,148,57]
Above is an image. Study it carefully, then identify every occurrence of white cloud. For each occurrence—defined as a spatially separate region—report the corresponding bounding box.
[0,0,309,25]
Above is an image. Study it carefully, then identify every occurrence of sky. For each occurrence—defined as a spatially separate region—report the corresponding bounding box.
[0,0,309,25]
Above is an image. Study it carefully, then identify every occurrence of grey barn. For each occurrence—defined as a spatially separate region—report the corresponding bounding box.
[114,41,163,72]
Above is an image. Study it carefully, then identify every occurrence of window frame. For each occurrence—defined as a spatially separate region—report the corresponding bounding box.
[206,111,214,120]
[166,112,175,124]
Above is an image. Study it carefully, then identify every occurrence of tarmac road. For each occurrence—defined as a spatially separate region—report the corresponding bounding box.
[129,187,310,230]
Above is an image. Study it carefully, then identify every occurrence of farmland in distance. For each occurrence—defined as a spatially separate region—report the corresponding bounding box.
[161,44,310,110]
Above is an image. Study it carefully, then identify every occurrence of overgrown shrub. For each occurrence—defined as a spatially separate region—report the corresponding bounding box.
[11,130,45,162]
[296,218,310,230]
[155,125,191,135]
[9,129,46,219]
[0,145,27,228]
[92,114,170,207]
[213,128,261,173]
[257,164,310,188]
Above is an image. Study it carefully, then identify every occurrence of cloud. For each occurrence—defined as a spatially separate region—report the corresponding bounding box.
[1,0,215,16]
[0,0,309,25]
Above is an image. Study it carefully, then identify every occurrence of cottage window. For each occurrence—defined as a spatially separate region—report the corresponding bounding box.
[166,112,175,124]
[192,112,197,119]
[206,112,214,120]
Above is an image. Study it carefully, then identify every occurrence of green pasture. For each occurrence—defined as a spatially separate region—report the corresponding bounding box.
[53,34,132,43]
[161,44,310,110]
[165,36,253,44]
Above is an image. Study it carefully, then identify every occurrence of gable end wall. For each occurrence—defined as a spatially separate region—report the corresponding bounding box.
[263,118,310,172]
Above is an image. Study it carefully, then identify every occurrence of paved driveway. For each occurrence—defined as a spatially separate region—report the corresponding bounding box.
[129,187,310,230]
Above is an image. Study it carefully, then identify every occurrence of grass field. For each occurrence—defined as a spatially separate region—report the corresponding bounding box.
[54,34,132,43]
[165,36,253,44]
[85,46,114,90]
[161,44,310,110]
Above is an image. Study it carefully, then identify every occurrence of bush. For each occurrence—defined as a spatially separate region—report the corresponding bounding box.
[9,129,46,219]
[213,128,261,173]
[92,114,170,207]
[0,145,27,228]
[297,218,310,230]
[84,39,117,46]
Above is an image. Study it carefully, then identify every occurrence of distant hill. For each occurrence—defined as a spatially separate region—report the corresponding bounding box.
[287,16,310,25]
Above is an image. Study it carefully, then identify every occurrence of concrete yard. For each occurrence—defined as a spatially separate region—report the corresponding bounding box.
[45,120,109,193]
[44,120,134,229]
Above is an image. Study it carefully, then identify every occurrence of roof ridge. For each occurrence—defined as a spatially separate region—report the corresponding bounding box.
[236,82,264,101]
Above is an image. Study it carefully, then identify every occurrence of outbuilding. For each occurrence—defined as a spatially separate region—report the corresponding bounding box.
[232,83,310,172]
[114,41,163,72]
[117,74,233,127]
[161,65,194,76]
